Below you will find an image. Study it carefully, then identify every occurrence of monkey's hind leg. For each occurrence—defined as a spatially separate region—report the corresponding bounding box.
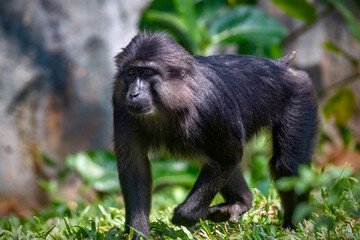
[207,165,253,223]
[270,99,317,228]
[172,162,239,227]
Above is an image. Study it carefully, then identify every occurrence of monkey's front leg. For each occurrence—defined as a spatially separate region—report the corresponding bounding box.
[117,153,152,238]
[172,162,236,227]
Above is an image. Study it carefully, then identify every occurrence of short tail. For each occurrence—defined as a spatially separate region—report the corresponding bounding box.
[276,51,296,67]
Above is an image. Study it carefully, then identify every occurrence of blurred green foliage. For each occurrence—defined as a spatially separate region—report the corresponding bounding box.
[62,151,200,195]
[331,0,360,43]
[271,0,316,24]
[323,41,359,67]
[66,151,120,193]
[323,88,356,127]
[140,0,287,57]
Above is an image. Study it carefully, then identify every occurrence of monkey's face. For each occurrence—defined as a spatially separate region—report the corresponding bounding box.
[114,33,197,117]
[122,66,159,115]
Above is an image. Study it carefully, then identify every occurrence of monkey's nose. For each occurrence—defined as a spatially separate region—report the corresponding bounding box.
[129,92,140,100]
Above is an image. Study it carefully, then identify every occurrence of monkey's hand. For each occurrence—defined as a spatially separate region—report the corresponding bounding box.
[207,202,250,223]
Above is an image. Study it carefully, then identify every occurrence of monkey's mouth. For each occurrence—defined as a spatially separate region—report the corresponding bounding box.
[127,104,153,115]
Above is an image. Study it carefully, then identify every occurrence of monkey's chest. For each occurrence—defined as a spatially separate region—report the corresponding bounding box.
[148,127,201,156]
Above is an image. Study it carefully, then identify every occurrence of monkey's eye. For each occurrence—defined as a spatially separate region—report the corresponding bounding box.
[127,68,136,76]
[143,68,154,76]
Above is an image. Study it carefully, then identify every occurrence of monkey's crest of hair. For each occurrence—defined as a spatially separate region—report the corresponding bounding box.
[115,32,195,78]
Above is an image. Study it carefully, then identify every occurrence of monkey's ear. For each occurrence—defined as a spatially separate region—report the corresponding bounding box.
[114,48,126,67]
[169,69,187,79]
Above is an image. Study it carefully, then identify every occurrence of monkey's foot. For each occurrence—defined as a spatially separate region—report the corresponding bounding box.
[207,202,250,223]
[172,205,208,227]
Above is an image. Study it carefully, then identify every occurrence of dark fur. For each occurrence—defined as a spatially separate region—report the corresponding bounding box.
[112,32,318,238]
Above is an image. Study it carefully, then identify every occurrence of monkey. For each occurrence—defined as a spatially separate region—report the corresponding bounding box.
[112,32,318,238]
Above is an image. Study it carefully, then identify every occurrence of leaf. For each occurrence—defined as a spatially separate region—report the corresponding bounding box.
[140,0,288,55]
[292,202,314,225]
[132,227,150,240]
[328,165,353,179]
[331,0,360,43]
[323,41,359,67]
[144,0,175,12]
[323,88,356,126]
[270,0,316,24]
[195,0,228,25]
[140,0,205,54]
[41,153,57,167]
[152,160,199,190]
[141,10,198,53]
[276,176,298,191]
[142,11,188,34]
[65,151,120,192]
[173,0,201,43]
[199,219,216,240]
[338,125,354,148]
[209,6,288,45]
[313,215,335,232]
[323,41,341,53]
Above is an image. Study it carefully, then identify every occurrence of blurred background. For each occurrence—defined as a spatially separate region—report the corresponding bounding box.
[0,0,359,218]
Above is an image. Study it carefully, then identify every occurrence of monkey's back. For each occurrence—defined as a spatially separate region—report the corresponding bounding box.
[194,54,316,142]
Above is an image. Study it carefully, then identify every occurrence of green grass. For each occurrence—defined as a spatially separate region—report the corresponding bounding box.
[1,151,359,239]
[1,171,359,240]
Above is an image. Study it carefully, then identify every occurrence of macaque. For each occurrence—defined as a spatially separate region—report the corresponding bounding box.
[112,32,318,238]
